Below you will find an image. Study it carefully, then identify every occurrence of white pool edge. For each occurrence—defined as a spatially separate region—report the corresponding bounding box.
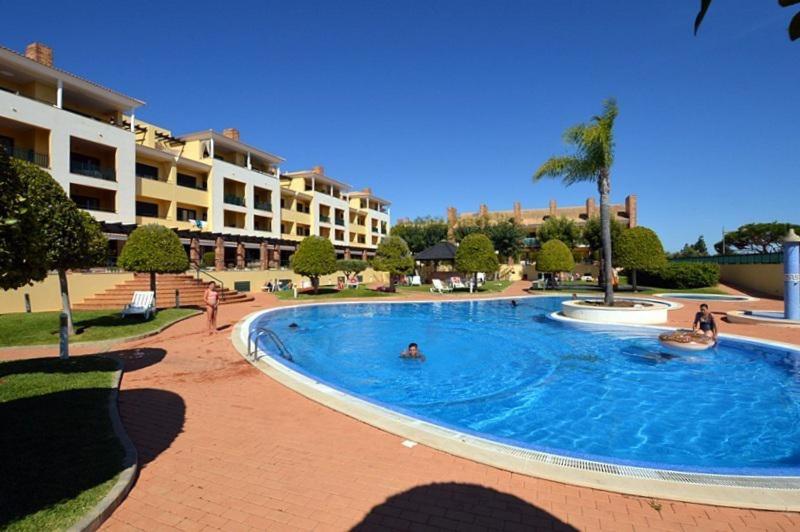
[655,293,760,303]
[231,297,800,511]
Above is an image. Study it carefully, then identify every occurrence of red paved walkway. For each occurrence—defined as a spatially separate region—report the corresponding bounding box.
[7,283,800,531]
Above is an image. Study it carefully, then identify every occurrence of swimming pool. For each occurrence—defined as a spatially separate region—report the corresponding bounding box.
[248,297,800,476]
[655,292,757,302]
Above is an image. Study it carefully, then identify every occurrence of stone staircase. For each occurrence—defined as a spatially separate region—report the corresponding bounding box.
[74,273,253,310]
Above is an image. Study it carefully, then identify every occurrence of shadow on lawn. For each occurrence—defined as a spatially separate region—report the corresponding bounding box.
[352,482,577,531]
[0,377,184,527]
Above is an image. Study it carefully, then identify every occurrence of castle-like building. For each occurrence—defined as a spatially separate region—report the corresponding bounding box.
[447,195,637,239]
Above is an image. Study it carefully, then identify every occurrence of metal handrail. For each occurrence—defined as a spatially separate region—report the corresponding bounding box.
[193,265,225,296]
[248,327,293,362]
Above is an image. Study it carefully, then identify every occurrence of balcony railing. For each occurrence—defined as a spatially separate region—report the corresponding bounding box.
[2,146,49,168]
[319,214,331,223]
[335,218,345,226]
[224,194,246,207]
[70,160,116,181]
[254,201,272,212]
[75,202,115,213]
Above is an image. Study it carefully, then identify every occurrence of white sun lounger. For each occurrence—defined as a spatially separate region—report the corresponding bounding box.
[121,291,155,320]
[430,279,453,294]
[450,276,468,290]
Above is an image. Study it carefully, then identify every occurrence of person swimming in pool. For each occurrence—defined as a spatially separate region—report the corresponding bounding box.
[400,342,425,361]
[692,303,718,340]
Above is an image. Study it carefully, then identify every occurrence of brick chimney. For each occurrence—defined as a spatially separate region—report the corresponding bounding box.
[479,204,489,217]
[25,42,53,67]
[513,201,522,223]
[362,187,372,195]
[549,199,557,216]
[222,128,240,141]
[586,197,596,218]
[446,207,458,242]
[625,194,637,228]
[312,165,325,175]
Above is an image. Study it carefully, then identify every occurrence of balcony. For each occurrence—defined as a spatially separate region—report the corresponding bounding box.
[335,217,345,226]
[2,146,49,168]
[224,194,246,207]
[319,214,331,224]
[254,200,272,212]
[70,159,116,181]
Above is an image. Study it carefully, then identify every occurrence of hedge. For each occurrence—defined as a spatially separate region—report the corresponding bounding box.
[636,262,720,289]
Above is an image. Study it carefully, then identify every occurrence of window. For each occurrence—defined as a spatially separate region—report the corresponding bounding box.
[0,135,13,155]
[177,207,197,221]
[177,173,202,189]
[297,226,310,237]
[135,162,159,180]
[136,201,159,217]
[71,194,100,211]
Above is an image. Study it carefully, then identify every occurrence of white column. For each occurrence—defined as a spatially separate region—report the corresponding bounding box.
[129,110,135,133]
[56,79,63,108]
[246,152,252,170]
[209,138,215,159]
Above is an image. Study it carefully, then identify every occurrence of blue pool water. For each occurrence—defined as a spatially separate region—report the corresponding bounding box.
[251,297,800,474]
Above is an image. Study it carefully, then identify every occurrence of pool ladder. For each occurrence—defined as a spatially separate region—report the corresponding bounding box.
[248,327,293,362]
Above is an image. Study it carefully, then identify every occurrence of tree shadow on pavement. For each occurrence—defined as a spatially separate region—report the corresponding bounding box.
[104,347,167,372]
[352,482,578,531]
[118,388,186,467]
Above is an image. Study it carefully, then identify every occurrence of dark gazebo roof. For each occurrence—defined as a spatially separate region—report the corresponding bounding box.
[414,241,457,261]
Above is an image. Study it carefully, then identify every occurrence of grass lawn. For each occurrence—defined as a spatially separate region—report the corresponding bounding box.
[0,356,124,530]
[0,308,198,347]
[397,280,513,294]
[274,285,394,300]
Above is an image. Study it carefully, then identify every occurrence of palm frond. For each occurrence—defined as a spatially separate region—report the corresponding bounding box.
[694,0,713,35]
[533,156,596,185]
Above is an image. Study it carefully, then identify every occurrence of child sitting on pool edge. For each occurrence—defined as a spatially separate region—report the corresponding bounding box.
[400,342,426,361]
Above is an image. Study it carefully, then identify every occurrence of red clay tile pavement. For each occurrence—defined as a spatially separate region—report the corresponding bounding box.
[4,282,800,531]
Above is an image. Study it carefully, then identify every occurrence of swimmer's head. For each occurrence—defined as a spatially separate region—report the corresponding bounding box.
[407,342,419,356]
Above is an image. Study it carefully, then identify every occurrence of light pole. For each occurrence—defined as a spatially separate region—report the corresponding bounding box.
[783,229,800,321]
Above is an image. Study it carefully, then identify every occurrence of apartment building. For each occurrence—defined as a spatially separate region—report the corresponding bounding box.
[0,42,390,269]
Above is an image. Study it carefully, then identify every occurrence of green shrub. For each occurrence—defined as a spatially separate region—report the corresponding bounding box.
[372,236,415,290]
[637,262,720,289]
[291,236,337,293]
[615,226,666,291]
[455,233,500,276]
[536,239,575,273]
[201,251,216,268]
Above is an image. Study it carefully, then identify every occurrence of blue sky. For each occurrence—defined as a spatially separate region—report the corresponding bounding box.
[2,1,797,251]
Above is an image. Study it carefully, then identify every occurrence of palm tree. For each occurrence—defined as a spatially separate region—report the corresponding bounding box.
[533,98,619,306]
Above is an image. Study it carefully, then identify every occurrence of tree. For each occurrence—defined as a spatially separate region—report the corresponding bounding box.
[536,239,575,275]
[118,224,190,307]
[3,159,108,339]
[372,236,414,291]
[583,216,625,258]
[713,222,800,255]
[289,236,337,294]
[536,216,583,249]
[390,217,448,253]
[455,233,499,292]
[615,227,666,291]
[201,251,216,268]
[534,98,619,305]
[672,235,709,258]
[484,219,527,263]
[694,235,709,256]
[336,259,368,285]
[0,153,49,290]
[454,222,485,242]
[693,0,799,42]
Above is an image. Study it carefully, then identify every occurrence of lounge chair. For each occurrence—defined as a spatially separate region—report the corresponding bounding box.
[450,276,468,290]
[410,275,422,286]
[346,276,360,289]
[121,291,155,320]
[430,279,453,294]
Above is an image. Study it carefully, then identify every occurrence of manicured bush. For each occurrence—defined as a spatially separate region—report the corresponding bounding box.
[455,233,500,290]
[118,224,190,307]
[615,226,666,291]
[536,239,575,273]
[336,259,368,281]
[201,251,216,268]
[290,236,337,293]
[372,236,415,290]
[637,262,720,289]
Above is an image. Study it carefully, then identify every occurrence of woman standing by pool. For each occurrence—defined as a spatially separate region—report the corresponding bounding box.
[204,282,219,334]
